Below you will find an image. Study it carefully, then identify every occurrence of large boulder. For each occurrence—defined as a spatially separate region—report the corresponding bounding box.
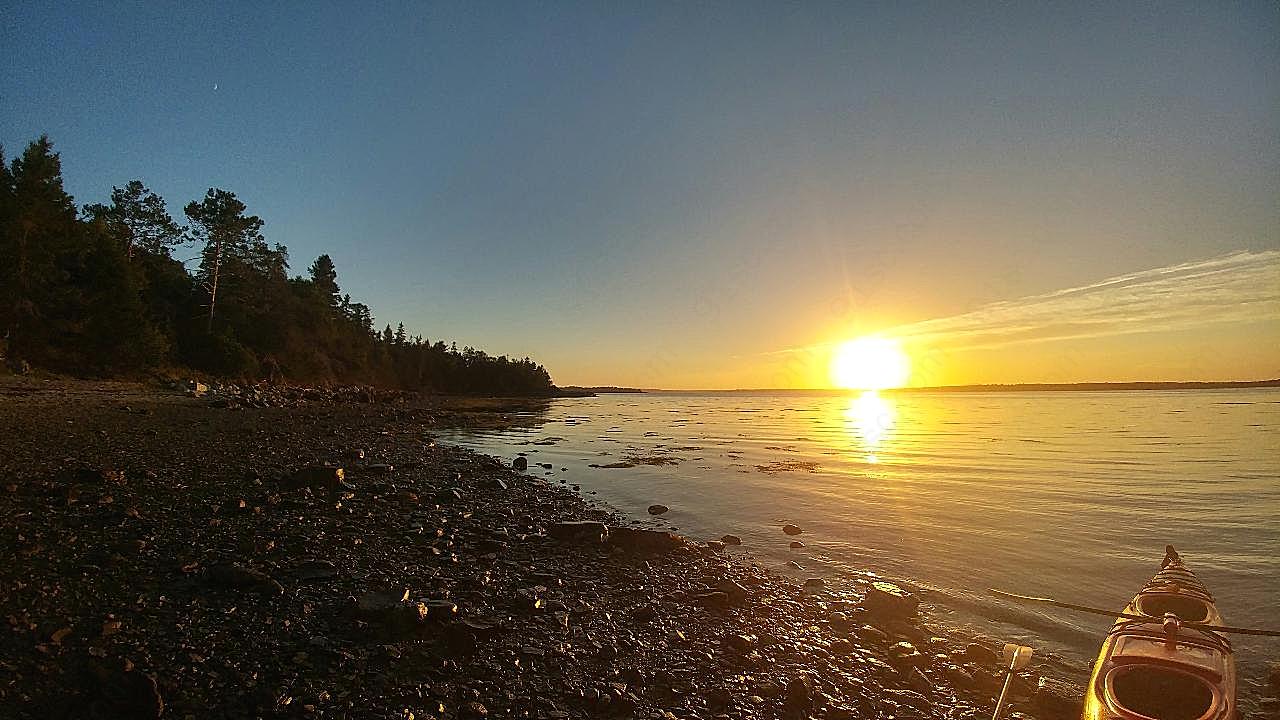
[284,465,348,491]
[352,588,429,638]
[607,526,686,555]
[548,521,608,543]
[862,581,919,620]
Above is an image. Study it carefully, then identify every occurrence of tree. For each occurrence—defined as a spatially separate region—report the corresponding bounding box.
[184,189,264,331]
[394,322,406,345]
[83,180,183,259]
[0,136,79,361]
[308,254,340,308]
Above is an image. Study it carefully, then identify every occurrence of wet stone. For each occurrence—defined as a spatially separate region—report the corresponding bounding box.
[647,504,669,515]
[286,465,347,491]
[720,534,742,545]
[782,524,803,536]
[206,563,284,595]
[548,520,608,543]
[606,526,685,555]
[862,581,919,620]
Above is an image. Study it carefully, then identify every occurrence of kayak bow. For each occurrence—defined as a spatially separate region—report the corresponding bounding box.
[1081,546,1235,720]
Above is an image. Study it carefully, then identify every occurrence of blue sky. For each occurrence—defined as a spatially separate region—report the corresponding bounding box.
[3,2,1277,386]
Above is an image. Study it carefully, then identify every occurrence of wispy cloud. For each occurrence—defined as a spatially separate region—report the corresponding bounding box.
[891,250,1280,352]
[761,250,1280,359]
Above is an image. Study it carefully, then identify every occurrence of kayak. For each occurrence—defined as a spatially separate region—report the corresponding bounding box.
[1082,546,1235,720]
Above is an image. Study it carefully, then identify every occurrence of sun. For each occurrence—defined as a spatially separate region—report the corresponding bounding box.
[830,336,911,390]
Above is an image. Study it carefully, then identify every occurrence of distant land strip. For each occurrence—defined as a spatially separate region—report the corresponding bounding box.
[635,380,1280,395]
[893,379,1280,393]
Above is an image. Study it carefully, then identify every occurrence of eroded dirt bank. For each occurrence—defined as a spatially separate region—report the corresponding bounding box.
[0,378,1077,719]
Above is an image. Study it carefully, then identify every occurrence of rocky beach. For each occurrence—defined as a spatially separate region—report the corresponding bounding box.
[0,378,1081,720]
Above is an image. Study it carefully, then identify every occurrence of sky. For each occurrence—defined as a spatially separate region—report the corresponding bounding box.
[3,2,1277,388]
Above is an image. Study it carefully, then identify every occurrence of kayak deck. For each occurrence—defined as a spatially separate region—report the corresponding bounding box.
[1082,547,1236,720]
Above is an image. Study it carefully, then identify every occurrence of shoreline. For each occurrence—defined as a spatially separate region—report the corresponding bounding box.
[0,378,1080,719]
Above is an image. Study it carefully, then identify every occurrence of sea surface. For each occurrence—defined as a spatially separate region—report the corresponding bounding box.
[438,389,1280,700]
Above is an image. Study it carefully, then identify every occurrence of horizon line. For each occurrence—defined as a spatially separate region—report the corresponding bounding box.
[561,378,1280,393]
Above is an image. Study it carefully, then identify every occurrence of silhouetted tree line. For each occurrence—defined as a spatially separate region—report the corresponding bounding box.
[0,136,554,395]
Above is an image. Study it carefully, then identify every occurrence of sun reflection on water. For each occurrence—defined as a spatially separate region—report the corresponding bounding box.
[843,391,896,462]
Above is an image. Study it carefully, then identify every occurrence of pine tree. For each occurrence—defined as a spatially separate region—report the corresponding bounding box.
[83,181,184,259]
[184,189,264,331]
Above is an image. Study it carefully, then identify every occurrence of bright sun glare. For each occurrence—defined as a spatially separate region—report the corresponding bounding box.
[830,337,911,390]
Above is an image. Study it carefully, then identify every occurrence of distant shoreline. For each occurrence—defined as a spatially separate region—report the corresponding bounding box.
[601,379,1280,395]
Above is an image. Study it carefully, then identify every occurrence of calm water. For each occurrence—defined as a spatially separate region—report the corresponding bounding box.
[439,389,1279,697]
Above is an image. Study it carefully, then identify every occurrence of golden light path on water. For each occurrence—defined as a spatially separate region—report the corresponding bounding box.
[842,391,896,463]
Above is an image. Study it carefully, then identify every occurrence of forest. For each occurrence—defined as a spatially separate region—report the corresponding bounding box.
[0,136,555,395]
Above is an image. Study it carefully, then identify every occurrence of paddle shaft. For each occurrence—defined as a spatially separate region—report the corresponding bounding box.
[991,670,1016,720]
[989,589,1280,637]
[991,647,1031,720]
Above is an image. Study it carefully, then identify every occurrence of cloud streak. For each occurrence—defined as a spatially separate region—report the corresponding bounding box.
[887,250,1280,352]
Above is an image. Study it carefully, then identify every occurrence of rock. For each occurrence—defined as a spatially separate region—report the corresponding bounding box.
[293,559,339,582]
[882,689,931,713]
[512,456,528,471]
[461,700,489,718]
[548,521,608,543]
[1032,676,1080,718]
[962,642,998,666]
[944,664,976,689]
[724,633,757,652]
[828,611,853,632]
[803,577,825,589]
[789,540,805,549]
[715,579,749,604]
[705,687,733,708]
[353,589,428,637]
[647,504,669,515]
[207,563,284,595]
[607,526,685,555]
[782,524,803,535]
[693,591,731,611]
[720,534,742,545]
[889,641,925,669]
[706,540,726,552]
[424,599,459,619]
[287,465,348,491]
[783,675,812,713]
[854,624,890,645]
[89,660,164,719]
[537,462,552,469]
[862,581,919,620]
[631,605,656,622]
[187,381,208,397]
